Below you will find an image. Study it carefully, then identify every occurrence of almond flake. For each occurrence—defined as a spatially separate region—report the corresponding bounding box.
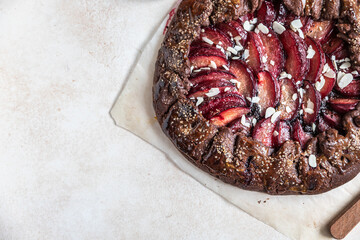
[196,97,204,106]
[241,115,250,127]
[222,65,229,71]
[273,21,286,35]
[304,108,314,114]
[224,87,231,92]
[352,71,359,75]
[271,111,281,123]
[324,69,336,78]
[202,37,213,45]
[333,60,338,71]
[230,79,238,85]
[290,19,303,31]
[337,73,354,89]
[265,107,276,118]
[234,45,243,51]
[190,66,194,73]
[258,23,269,34]
[337,71,346,82]
[292,93,298,101]
[312,123,316,132]
[246,97,252,102]
[273,131,279,137]
[286,106,292,113]
[243,49,250,60]
[252,96,260,103]
[205,88,220,97]
[345,58,350,62]
[322,63,330,73]
[315,76,326,91]
[306,45,316,59]
[309,154,317,168]
[252,118,257,126]
[307,99,314,110]
[280,71,292,79]
[340,62,351,69]
[298,29,304,39]
[209,61,217,69]
[227,46,238,55]
[232,56,240,60]
[262,55,267,63]
[299,88,304,98]
[243,21,255,31]
[216,44,225,53]
[270,60,275,66]
[250,18,258,25]
[234,36,242,45]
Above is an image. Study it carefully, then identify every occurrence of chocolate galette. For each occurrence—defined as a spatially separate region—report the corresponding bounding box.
[153,0,360,194]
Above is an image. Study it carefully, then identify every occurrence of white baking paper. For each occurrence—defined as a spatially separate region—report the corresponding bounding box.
[110,12,360,240]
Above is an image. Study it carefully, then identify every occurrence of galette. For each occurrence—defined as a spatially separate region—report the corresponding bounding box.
[153,0,360,195]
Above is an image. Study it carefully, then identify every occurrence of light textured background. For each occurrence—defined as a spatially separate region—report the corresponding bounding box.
[0,0,358,239]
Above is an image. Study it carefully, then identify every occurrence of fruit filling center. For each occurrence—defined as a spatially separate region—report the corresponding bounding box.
[187,0,359,149]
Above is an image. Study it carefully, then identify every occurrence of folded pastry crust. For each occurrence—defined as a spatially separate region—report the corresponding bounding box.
[153,0,360,195]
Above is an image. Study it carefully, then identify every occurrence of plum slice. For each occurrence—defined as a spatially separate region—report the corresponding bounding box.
[198,27,233,50]
[210,107,250,127]
[333,47,350,60]
[198,92,247,118]
[188,80,235,98]
[229,60,256,99]
[335,79,360,97]
[316,57,337,98]
[274,121,291,147]
[237,13,254,24]
[216,21,248,46]
[245,32,265,73]
[279,30,309,83]
[189,45,227,70]
[190,70,235,85]
[304,20,333,43]
[277,78,299,121]
[274,2,288,24]
[190,46,226,58]
[228,116,253,135]
[258,29,284,79]
[323,36,346,56]
[257,71,280,116]
[317,116,331,133]
[302,81,321,125]
[257,1,276,26]
[305,37,325,83]
[328,98,360,113]
[252,118,277,148]
[292,120,312,148]
[322,109,341,129]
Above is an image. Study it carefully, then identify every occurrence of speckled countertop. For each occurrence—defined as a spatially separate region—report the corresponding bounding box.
[0,0,358,239]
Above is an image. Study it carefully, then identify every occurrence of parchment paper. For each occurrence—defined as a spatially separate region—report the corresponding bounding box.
[111,11,360,240]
